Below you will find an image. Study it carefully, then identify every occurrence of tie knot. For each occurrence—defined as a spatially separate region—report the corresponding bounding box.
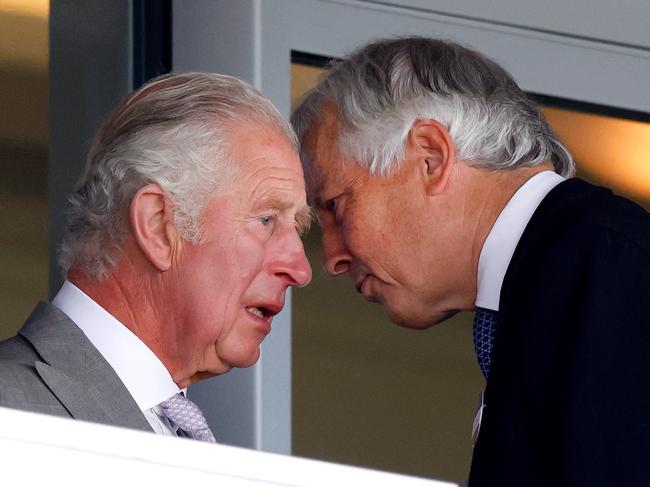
[160,393,216,443]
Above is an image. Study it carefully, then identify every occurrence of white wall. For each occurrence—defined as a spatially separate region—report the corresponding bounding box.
[382,0,650,49]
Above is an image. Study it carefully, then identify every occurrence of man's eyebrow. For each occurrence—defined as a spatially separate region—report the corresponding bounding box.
[295,205,314,236]
[252,195,291,212]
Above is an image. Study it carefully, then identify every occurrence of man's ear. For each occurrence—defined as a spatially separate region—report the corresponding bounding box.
[406,119,456,196]
[129,184,179,272]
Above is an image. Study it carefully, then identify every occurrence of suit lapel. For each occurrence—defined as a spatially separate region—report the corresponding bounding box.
[19,302,153,432]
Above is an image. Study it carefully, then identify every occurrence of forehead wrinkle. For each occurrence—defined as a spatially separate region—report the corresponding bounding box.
[305,171,324,206]
[299,135,324,199]
[249,180,305,205]
[302,119,354,205]
[246,162,305,191]
[300,106,340,198]
[245,165,303,190]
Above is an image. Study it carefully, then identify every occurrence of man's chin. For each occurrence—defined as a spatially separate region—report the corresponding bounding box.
[222,347,262,370]
[385,306,458,329]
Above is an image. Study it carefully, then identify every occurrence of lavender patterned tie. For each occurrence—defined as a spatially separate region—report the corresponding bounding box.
[160,392,216,443]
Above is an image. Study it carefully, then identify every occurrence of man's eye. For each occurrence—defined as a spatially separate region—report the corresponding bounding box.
[260,215,274,226]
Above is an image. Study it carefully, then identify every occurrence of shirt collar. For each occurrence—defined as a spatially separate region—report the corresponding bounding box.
[476,171,565,311]
[52,280,180,410]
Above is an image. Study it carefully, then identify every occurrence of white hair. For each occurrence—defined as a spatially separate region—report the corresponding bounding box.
[60,72,297,281]
[292,37,574,177]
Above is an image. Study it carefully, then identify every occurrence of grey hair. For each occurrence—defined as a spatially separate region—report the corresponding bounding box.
[292,37,573,178]
[60,72,297,281]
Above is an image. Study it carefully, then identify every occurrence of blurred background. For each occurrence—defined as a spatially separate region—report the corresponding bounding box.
[0,0,48,341]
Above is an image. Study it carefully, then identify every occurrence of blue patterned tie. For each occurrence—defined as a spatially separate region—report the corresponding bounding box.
[473,308,498,378]
[160,392,216,443]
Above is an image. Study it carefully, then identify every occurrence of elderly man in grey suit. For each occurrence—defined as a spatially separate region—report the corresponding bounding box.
[0,73,312,441]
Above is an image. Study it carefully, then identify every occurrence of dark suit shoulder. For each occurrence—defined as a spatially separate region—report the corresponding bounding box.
[501,178,650,308]
[531,178,650,253]
[503,179,650,344]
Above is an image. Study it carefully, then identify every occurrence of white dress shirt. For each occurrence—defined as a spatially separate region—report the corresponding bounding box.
[52,280,182,436]
[475,171,565,311]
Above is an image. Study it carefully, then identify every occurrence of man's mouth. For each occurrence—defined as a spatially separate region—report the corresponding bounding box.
[247,306,268,319]
[246,304,281,321]
[355,276,379,303]
[354,276,367,295]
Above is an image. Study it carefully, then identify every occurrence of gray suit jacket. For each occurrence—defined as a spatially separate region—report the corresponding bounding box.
[0,301,153,432]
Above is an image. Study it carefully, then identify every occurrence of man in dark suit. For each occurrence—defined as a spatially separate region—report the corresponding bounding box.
[0,72,312,440]
[291,37,650,486]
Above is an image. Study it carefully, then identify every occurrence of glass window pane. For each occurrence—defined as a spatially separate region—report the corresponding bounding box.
[541,107,650,210]
[0,0,49,340]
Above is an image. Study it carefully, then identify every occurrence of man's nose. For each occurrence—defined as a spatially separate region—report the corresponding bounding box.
[322,222,352,276]
[273,230,312,288]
